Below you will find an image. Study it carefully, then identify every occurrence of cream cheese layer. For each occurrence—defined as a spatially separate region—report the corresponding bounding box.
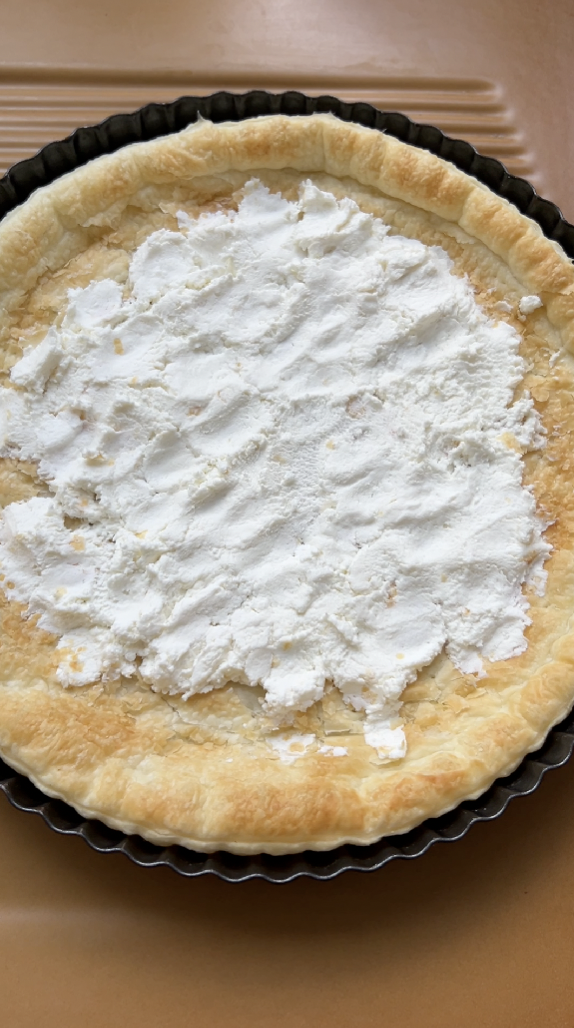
[0,180,549,757]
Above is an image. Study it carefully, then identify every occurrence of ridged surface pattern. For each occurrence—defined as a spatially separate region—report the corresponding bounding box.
[0,75,537,182]
[0,90,573,881]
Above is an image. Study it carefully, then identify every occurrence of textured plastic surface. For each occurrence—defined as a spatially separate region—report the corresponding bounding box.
[1,90,573,253]
[0,77,539,185]
[1,90,573,882]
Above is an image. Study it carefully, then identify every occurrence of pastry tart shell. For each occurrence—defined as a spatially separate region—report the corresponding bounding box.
[0,94,573,858]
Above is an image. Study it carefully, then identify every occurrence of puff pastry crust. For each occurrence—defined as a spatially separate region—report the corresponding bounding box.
[0,114,574,854]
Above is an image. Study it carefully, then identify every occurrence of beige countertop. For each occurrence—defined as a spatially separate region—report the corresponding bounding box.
[1,757,574,1027]
[0,2,573,1025]
[0,0,572,217]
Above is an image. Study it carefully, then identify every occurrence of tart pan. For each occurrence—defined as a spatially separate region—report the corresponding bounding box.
[0,90,573,882]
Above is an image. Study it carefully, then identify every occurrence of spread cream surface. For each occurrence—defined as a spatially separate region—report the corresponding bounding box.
[0,180,550,757]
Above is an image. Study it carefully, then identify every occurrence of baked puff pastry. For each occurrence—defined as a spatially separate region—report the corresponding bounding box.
[0,114,572,854]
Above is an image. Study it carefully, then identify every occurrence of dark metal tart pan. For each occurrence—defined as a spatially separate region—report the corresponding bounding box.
[0,90,572,882]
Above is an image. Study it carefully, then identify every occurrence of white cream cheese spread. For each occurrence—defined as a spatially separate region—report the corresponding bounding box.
[518,294,543,316]
[0,180,550,758]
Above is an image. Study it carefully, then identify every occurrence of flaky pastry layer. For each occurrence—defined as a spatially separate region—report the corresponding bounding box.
[0,116,573,853]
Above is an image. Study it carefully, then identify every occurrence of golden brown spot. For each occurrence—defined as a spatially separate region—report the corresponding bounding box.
[445,693,469,714]
[113,338,124,355]
[64,515,83,531]
[70,535,85,552]
[346,396,367,418]
[531,383,550,403]
[290,741,307,753]
[499,431,522,452]
[386,582,397,607]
